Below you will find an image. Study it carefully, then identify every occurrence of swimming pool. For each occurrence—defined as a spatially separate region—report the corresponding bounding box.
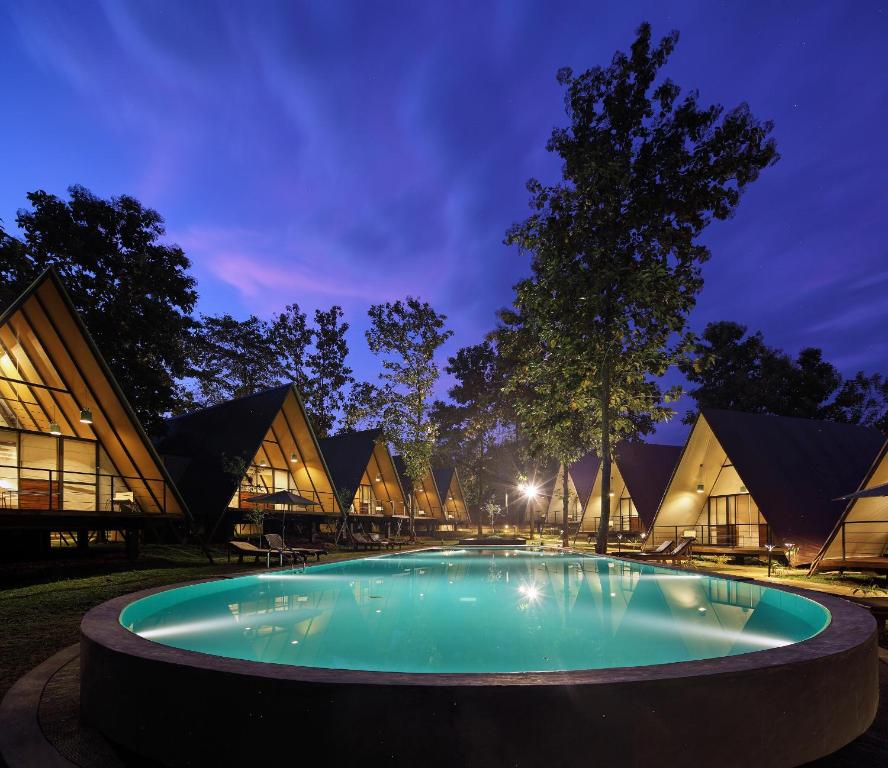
[82,547,878,767]
[120,547,829,673]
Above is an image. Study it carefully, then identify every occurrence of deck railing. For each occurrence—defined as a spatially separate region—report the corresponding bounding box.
[831,520,888,560]
[648,523,772,549]
[0,463,170,514]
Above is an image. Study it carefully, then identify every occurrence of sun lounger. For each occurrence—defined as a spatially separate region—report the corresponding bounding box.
[631,537,694,564]
[352,532,383,550]
[228,539,293,568]
[369,532,404,550]
[264,533,325,561]
[625,539,673,559]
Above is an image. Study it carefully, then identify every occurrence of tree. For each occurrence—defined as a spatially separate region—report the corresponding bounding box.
[302,306,353,437]
[362,298,452,537]
[503,24,778,552]
[185,313,285,406]
[682,320,888,429]
[431,340,513,534]
[186,304,353,435]
[0,185,197,430]
[272,303,312,393]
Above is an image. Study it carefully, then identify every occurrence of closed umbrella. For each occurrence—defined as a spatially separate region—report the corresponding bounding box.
[245,490,318,545]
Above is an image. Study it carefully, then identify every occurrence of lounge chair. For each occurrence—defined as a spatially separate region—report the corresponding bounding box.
[228,540,291,568]
[634,537,694,564]
[623,539,674,561]
[369,532,404,550]
[352,532,383,550]
[264,533,325,561]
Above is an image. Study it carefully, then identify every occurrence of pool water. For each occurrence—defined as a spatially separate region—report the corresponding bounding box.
[120,548,829,674]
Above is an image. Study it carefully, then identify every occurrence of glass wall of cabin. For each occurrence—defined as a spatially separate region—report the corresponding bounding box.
[0,427,134,514]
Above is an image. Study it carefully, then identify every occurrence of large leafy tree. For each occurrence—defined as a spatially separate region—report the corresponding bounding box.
[431,340,512,534]
[186,304,352,435]
[0,185,197,430]
[358,298,452,536]
[682,320,888,430]
[184,313,288,407]
[504,24,778,552]
[302,306,353,437]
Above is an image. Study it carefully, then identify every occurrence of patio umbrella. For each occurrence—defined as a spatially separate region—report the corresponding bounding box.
[245,490,319,545]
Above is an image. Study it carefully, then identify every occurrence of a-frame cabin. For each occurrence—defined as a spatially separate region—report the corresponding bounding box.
[579,443,682,536]
[545,444,680,538]
[318,428,406,531]
[647,409,884,564]
[0,268,189,555]
[154,384,338,541]
[810,437,888,574]
[392,455,444,533]
[433,466,470,530]
[544,453,599,531]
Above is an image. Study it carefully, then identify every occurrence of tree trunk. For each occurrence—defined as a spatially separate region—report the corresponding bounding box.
[596,362,611,555]
[409,492,416,541]
[561,463,570,548]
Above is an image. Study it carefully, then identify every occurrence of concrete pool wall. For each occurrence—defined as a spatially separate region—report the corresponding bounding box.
[80,566,878,767]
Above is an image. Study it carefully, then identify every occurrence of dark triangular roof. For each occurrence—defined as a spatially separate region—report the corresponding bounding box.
[702,408,884,559]
[154,385,293,518]
[432,466,455,500]
[616,442,682,528]
[393,455,442,499]
[568,452,601,508]
[319,428,383,504]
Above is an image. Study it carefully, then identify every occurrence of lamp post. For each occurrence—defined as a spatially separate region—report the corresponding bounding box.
[518,481,539,540]
[765,544,775,578]
[616,533,623,554]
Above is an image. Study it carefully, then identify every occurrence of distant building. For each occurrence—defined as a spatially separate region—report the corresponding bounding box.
[432,466,470,529]
[154,384,338,540]
[392,455,444,533]
[318,428,406,528]
[545,443,681,536]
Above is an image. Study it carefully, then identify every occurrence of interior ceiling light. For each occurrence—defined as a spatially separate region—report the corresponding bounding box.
[290,453,299,463]
[79,407,93,424]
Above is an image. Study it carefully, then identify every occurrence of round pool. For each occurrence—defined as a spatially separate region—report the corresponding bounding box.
[81,548,878,767]
[118,548,829,673]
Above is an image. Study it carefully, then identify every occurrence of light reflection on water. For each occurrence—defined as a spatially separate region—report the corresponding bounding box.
[120,549,829,674]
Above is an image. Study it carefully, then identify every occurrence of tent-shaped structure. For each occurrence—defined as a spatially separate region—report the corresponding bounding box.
[810,438,888,573]
[545,443,681,536]
[647,409,884,563]
[0,268,188,553]
[318,428,406,524]
[155,384,338,540]
[392,455,444,531]
[432,466,470,527]
[544,453,600,529]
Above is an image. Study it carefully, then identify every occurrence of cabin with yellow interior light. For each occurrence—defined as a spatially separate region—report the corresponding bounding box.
[647,409,883,563]
[0,269,188,555]
[154,384,338,541]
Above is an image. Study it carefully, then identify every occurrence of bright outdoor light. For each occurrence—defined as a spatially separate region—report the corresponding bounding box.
[520,481,539,499]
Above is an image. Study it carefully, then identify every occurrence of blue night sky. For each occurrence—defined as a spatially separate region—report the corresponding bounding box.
[1,1,886,443]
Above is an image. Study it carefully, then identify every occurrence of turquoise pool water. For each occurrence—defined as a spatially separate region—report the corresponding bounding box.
[120,548,830,674]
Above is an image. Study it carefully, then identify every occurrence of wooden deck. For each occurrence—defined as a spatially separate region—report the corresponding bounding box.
[813,557,888,575]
